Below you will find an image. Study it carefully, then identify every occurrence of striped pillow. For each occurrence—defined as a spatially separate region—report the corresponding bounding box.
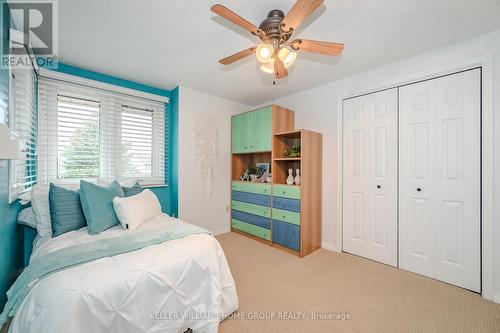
[49,183,87,237]
[122,182,144,197]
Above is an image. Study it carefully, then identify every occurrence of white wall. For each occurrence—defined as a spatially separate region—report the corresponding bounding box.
[266,29,500,301]
[178,86,250,235]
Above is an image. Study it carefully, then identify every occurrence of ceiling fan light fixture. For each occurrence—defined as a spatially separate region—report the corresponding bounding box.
[260,58,276,74]
[278,47,297,69]
[212,3,345,79]
[256,44,274,63]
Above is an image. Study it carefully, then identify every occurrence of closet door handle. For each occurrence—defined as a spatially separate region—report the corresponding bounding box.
[377,185,382,189]
[417,187,422,192]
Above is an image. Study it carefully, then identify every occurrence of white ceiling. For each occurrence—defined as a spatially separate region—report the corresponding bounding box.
[55,0,500,105]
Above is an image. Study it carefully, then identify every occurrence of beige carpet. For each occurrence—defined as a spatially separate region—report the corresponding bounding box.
[216,232,500,333]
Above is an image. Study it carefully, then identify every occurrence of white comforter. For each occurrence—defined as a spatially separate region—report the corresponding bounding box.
[9,214,238,333]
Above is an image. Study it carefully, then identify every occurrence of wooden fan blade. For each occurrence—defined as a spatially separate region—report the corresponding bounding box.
[294,39,344,56]
[211,4,260,35]
[274,58,288,79]
[219,47,256,65]
[282,0,324,31]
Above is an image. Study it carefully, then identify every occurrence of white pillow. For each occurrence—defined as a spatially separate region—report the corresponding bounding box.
[31,183,79,237]
[112,189,161,230]
[31,185,53,237]
[17,207,37,228]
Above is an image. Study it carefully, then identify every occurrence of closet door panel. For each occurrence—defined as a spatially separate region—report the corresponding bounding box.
[433,70,480,291]
[399,80,436,276]
[399,69,480,292]
[343,89,397,266]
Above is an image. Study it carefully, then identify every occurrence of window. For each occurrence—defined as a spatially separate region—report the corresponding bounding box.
[57,96,100,179]
[120,106,153,177]
[8,66,37,203]
[38,76,167,186]
[119,103,165,184]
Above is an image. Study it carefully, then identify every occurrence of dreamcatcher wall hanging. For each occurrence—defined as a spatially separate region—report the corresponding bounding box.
[193,113,219,197]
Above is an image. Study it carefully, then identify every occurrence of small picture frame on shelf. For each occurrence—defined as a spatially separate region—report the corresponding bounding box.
[256,163,270,175]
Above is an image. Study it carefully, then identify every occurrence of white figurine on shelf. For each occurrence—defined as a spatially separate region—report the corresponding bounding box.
[240,169,250,181]
[286,168,295,185]
[294,169,301,185]
[266,173,272,183]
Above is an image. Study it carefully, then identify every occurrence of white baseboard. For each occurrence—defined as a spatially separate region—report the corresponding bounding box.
[493,292,500,304]
[322,242,341,252]
[213,227,231,236]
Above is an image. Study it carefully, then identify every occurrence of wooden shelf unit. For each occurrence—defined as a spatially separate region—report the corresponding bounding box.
[272,129,322,257]
[273,157,301,161]
[230,105,322,257]
[231,152,271,182]
[273,130,302,159]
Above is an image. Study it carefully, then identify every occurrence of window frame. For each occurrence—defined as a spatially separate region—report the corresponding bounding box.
[37,71,168,187]
[7,30,39,203]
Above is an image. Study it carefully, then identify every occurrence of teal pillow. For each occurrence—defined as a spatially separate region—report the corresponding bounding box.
[49,183,87,237]
[79,180,124,235]
[122,182,144,197]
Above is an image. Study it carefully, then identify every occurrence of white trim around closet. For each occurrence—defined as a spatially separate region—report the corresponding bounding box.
[335,54,495,302]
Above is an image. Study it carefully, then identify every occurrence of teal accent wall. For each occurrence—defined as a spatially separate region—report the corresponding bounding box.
[169,87,179,217]
[0,0,25,310]
[45,63,171,98]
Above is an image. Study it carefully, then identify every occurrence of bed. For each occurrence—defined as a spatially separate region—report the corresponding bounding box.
[6,214,239,333]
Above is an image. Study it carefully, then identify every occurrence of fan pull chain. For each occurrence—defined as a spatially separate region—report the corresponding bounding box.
[272,78,279,104]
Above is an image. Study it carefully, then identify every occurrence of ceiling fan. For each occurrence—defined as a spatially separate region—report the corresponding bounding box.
[211,0,344,79]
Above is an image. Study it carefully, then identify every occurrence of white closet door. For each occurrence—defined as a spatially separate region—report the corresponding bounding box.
[399,69,480,292]
[343,89,398,266]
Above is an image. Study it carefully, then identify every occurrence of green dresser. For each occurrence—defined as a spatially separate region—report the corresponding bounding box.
[230,104,322,257]
[231,106,272,153]
[231,219,270,241]
[273,185,301,199]
[231,181,272,241]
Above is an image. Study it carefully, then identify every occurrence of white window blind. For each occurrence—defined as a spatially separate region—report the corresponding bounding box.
[8,66,37,203]
[119,103,165,184]
[57,96,100,179]
[38,77,166,186]
[121,106,153,177]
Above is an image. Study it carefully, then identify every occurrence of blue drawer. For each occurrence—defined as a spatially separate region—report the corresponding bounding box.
[232,210,270,229]
[272,220,300,252]
[232,191,271,207]
[272,196,300,213]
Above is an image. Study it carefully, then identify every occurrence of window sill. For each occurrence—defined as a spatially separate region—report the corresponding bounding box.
[143,184,169,188]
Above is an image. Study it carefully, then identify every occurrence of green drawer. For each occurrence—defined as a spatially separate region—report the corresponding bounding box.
[231,200,270,218]
[272,208,300,225]
[273,185,301,199]
[232,181,271,195]
[232,219,270,240]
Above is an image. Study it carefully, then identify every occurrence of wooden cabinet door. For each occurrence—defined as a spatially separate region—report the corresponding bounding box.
[249,106,272,152]
[231,115,239,153]
[232,107,271,153]
[231,113,249,153]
